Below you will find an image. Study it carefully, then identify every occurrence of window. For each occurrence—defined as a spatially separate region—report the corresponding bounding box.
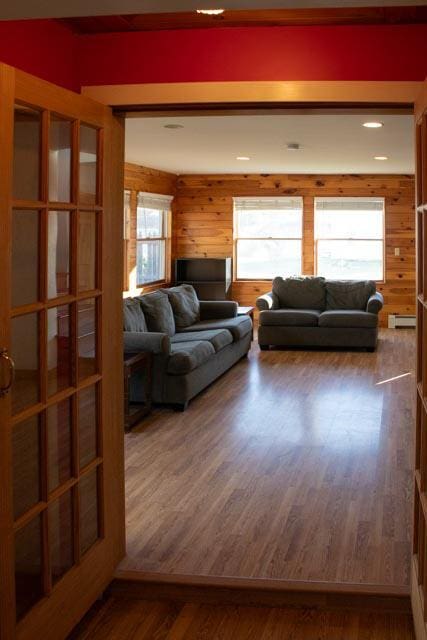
[136,192,172,285]
[314,197,384,280]
[233,197,303,279]
[123,190,131,289]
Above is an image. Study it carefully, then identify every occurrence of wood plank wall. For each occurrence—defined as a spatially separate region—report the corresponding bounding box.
[123,162,176,296]
[173,173,416,327]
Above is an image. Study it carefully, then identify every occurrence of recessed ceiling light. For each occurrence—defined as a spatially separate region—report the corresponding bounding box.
[164,124,184,129]
[363,121,383,128]
[236,156,250,161]
[196,8,224,15]
[286,143,301,151]
[374,155,388,161]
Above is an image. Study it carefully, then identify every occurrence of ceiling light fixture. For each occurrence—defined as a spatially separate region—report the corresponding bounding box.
[236,156,250,161]
[286,143,301,151]
[374,155,388,161]
[164,124,184,129]
[196,9,224,15]
[363,121,384,128]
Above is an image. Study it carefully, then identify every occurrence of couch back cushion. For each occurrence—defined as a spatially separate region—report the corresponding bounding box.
[123,297,148,332]
[325,280,376,311]
[163,284,200,329]
[272,276,326,310]
[137,291,176,336]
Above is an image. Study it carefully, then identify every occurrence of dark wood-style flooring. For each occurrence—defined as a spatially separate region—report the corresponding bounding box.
[70,596,415,639]
[121,329,415,588]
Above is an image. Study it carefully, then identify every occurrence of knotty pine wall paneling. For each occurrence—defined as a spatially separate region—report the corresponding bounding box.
[173,174,415,327]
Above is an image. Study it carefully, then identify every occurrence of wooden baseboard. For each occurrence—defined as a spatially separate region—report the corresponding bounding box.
[111,570,410,613]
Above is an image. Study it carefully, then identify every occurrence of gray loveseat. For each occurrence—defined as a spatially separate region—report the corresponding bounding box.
[124,285,252,410]
[256,276,383,351]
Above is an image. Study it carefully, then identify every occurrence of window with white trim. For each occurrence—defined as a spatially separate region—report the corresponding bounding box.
[136,192,172,285]
[233,197,303,279]
[314,197,384,281]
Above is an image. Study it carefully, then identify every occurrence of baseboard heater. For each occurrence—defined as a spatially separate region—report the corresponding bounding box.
[388,314,416,329]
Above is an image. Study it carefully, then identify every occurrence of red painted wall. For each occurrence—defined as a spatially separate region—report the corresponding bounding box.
[78,24,427,86]
[0,20,79,92]
[1,20,427,91]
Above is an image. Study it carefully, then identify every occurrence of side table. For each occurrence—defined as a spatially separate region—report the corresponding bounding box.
[237,306,255,340]
[124,351,153,431]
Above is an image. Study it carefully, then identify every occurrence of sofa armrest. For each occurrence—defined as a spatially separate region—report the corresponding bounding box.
[256,291,276,311]
[366,292,384,314]
[199,300,238,320]
[124,331,171,355]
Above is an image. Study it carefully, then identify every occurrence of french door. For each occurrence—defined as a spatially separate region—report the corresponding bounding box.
[0,63,125,640]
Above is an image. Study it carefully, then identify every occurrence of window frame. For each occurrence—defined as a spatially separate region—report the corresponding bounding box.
[136,191,172,287]
[233,196,304,281]
[314,197,386,283]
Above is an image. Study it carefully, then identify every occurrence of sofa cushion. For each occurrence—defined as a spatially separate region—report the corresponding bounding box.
[325,280,376,311]
[272,276,326,311]
[260,309,320,327]
[319,310,378,329]
[137,291,176,337]
[167,340,215,375]
[171,329,233,353]
[123,297,147,332]
[177,316,252,342]
[163,284,200,329]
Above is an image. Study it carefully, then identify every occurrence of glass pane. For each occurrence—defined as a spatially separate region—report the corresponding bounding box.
[317,240,384,280]
[49,116,72,202]
[47,305,72,396]
[237,209,302,238]
[78,385,98,469]
[48,211,70,298]
[315,199,384,239]
[15,515,43,621]
[49,492,74,585]
[13,105,41,201]
[13,416,40,519]
[47,399,72,492]
[236,239,302,279]
[12,313,39,415]
[12,210,39,307]
[78,299,97,380]
[137,203,163,239]
[124,190,131,240]
[79,125,97,205]
[137,240,165,285]
[79,470,99,555]
[78,212,97,291]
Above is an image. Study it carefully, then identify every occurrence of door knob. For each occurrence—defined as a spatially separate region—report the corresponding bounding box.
[0,348,15,397]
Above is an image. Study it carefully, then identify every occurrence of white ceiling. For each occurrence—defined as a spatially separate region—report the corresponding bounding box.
[125,113,414,175]
[2,0,427,20]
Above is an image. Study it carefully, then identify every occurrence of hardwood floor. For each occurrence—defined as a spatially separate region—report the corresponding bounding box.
[70,596,415,639]
[121,329,415,587]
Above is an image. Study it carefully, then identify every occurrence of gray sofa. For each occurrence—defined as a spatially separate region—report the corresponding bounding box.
[256,276,384,351]
[124,286,252,410]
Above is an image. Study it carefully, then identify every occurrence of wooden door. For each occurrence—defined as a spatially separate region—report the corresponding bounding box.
[0,63,125,640]
[413,84,427,640]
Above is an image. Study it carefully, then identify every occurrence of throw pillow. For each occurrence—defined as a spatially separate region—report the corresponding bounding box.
[325,280,376,311]
[123,297,148,332]
[163,284,200,329]
[272,276,326,310]
[137,291,176,336]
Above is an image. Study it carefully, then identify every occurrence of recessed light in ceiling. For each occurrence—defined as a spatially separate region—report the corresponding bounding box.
[164,124,184,129]
[286,143,301,151]
[374,155,388,161]
[196,8,224,15]
[236,156,250,161]
[363,122,383,128]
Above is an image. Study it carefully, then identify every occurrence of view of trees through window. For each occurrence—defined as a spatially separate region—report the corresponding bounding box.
[136,193,170,285]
